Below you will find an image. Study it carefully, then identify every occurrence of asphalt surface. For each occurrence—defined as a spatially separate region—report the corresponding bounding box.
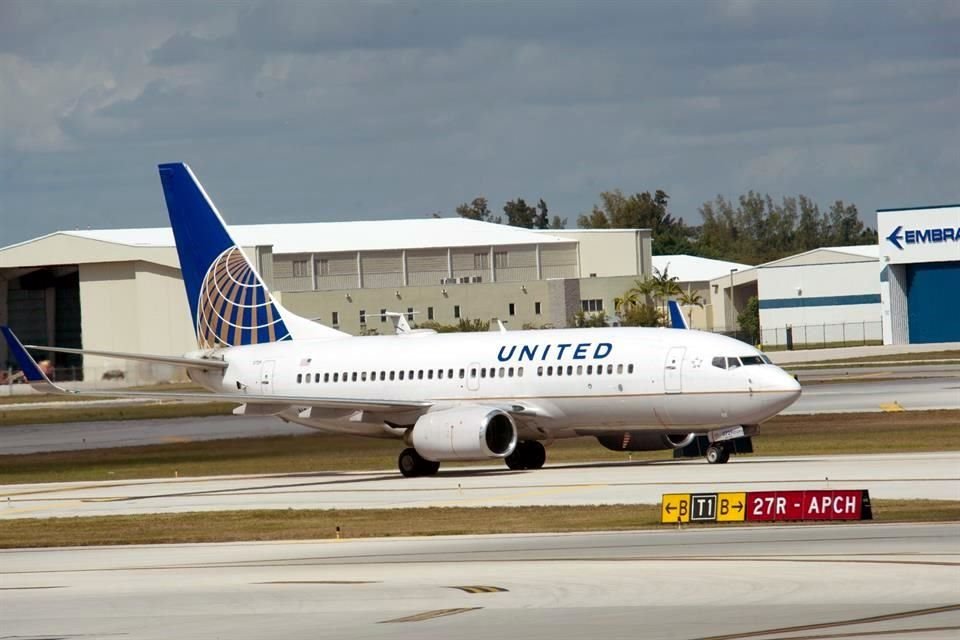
[2,366,959,455]
[2,523,958,639]
[3,452,957,519]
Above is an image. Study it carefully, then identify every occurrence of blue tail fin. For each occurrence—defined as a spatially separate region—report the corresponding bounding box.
[667,300,689,329]
[158,163,344,348]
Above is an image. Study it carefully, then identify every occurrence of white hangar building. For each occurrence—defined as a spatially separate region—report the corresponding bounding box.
[0,219,660,383]
[877,204,960,344]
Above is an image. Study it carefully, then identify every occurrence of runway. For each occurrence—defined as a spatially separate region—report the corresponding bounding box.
[2,371,959,455]
[2,523,958,639]
[3,452,957,519]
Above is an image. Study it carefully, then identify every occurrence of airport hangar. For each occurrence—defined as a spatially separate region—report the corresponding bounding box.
[708,203,960,348]
[0,217,748,383]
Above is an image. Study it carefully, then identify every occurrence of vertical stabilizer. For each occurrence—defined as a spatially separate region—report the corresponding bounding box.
[157,163,346,347]
[667,300,689,329]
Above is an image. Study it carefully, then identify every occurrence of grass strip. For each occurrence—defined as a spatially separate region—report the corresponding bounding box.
[1,500,957,549]
[0,402,234,426]
[1,411,957,485]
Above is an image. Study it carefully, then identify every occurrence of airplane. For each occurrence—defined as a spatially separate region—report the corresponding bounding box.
[1,163,801,476]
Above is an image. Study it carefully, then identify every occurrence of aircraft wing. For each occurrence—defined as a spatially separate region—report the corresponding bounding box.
[21,343,228,371]
[1,327,429,413]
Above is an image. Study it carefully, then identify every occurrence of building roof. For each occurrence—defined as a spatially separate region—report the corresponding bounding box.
[757,244,879,269]
[652,255,752,283]
[43,218,571,255]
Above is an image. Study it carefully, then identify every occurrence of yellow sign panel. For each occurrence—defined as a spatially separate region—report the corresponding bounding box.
[716,492,747,522]
[660,494,690,523]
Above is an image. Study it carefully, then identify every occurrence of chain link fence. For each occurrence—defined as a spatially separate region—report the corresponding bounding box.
[760,321,883,350]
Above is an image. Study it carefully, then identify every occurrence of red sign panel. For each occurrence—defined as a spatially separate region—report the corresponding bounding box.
[746,490,863,522]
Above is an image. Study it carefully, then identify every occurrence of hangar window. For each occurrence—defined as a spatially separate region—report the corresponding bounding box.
[331,311,339,327]
[712,357,727,369]
[535,301,542,315]
[406,307,414,321]
[428,306,434,321]
[380,309,387,323]
[293,260,309,278]
[581,299,603,312]
[474,253,489,270]
[454,305,462,319]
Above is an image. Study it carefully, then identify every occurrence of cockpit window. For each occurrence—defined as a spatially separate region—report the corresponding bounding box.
[726,357,741,369]
[740,355,765,366]
[711,356,727,369]
[760,354,773,364]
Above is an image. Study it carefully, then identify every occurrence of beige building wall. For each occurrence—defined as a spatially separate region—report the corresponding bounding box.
[543,230,652,278]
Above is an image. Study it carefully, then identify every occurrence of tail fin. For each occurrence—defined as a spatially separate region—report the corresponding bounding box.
[667,300,689,329]
[158,163,346,347]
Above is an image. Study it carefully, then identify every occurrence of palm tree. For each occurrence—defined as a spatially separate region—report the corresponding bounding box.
[677,286,705,328]
[650,266,682,320]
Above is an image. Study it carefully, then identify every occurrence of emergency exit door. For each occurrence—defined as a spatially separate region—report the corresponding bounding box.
[664,347,685,393]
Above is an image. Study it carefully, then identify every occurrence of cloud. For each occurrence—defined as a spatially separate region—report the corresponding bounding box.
[0,1,958,246]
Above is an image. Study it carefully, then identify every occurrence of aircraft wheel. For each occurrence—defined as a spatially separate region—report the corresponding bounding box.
[399,448,434,477]
[525,441,546,469]
[505,445,527,470]
[717,446,732,464]
[705,445,725,464]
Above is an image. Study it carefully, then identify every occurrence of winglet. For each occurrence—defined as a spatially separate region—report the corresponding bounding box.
[0,326,65,393]
[667,300,688,329]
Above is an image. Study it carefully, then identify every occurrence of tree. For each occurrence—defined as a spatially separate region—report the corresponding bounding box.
[737,296,761,346]
[532,199,550,229]
[650,266,682,319]
[577,189,695,254]
[619,303,661,327]
[549,215,567,229]
[503,198,537,228]
[573,310,608,328]
[677,286,705,327]
[456,197,500,224]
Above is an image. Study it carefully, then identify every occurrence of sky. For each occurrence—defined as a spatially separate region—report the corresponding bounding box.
[1,0,958,246]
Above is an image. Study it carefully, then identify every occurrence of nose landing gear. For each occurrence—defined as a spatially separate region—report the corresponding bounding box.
[705,442,731,464]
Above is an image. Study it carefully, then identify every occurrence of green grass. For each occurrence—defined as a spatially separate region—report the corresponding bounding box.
[1,411,958,485]
[1,500,956,549]
[0,401,234,426]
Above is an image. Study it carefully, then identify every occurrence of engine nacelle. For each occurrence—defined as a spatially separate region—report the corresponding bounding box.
[412,406,518,461]
[595,431,696,452]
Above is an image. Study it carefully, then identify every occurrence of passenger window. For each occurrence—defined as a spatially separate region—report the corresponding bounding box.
[324,373,330,383]
[537,366,543,376]
[342,371,348,381]
[459,369,465,379]
[361,372,367,382]
[448,369,454,378]
[617,364,623,374]
[389,371,395,381]
[518,367,523,377]
[438,369,443,379]
[314,373,319,383]
[547,366,554,375]
[627,364,634,374]
[428,370,433,379]
[557,366,563,377]
[567,365,573,375]
[399,371,405,380]
[409,370,414,379]
[297,373,302,383]
[587,365,593,374]
[499,367,505,378]
[380,371,386,381]
[351,372,358,382]
[480,368,486,378]
[577,365,583,375]
[470,368,477,378]
[333,373,339,382]
[508,367,514,377]
[418,370,424,380]
[597,366,603,375]
[607,364,613,374]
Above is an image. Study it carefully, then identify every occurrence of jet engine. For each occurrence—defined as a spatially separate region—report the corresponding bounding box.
[595,431,696,452]
[412,406,518,461]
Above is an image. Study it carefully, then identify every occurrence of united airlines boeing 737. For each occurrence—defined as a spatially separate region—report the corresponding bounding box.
[1,163,801,476]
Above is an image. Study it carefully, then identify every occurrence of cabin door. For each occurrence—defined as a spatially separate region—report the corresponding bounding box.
[260,360,276,395]
[664,347,685,394]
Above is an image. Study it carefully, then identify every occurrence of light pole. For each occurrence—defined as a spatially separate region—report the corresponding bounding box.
[728,268,738,332]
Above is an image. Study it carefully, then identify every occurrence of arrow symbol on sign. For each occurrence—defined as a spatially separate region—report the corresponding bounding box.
[665,503,675,514]
[733,501,743,512]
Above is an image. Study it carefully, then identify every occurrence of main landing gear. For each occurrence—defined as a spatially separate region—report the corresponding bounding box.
[705,442,731,465]
[398,448,440,478]
[505,441,546,471]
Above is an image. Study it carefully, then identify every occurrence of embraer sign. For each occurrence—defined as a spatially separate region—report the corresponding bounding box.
[886,224,960,250]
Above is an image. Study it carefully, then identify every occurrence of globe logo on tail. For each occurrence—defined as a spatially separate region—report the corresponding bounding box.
[197,247,290,348]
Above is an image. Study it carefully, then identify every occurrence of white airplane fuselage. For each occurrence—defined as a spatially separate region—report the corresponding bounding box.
[190,326,801,440]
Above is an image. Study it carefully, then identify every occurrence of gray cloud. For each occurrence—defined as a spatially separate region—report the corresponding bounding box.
[1,0,958,246]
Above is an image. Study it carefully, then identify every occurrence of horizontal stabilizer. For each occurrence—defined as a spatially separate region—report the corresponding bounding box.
[23,344,228,370]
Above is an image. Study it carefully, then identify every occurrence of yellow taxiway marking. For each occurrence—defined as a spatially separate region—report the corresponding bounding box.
[880,401,906,412]
[380,607,482,624]
[161,436,193,444]
[450,585,508,594]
